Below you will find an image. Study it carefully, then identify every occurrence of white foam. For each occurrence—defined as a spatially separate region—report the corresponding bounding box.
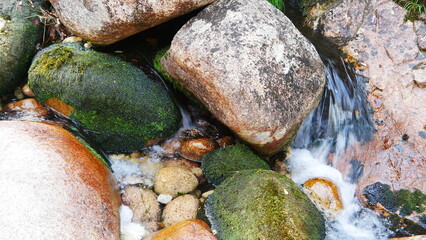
[120,205,146,240]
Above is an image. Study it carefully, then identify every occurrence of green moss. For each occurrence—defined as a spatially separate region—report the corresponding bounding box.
[0,0,45,96]
[206,170,325,240]
[201,145,270,186]
[267,0,285,11]
[393,0,426,22]
[364,182,426,217]
[28,43,181,152]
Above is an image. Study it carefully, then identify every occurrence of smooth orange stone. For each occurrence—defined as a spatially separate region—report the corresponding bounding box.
[180,138,218,161]
[148,219,217,240]
[0,121,120,239]
[45,97,74,116]
[5,98,48,117]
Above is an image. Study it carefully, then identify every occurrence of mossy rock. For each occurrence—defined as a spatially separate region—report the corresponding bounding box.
[267,0,285,11]
[28,43,181,152]
[0,0,45,96]
[201,145,270,186]
[206,169,325,240]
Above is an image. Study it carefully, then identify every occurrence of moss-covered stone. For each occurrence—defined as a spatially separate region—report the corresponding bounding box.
[267,0,285,11]
[0,0,45,96]
[363,182,426,217]
[206,170,325,240]
[201,145,269,186]
[28,43,181,152]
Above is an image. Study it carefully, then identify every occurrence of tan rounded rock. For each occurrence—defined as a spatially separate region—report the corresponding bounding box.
[154,167,198,197]
[22,84,35,97]
[180,138,218,161]
[303,178,343,220]
[0,121,120,239]
[162,194,199,227]
[122,186,160,230]
[147,219,217,240]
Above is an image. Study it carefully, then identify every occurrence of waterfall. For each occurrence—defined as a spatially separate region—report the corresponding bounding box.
[288,58,392,239]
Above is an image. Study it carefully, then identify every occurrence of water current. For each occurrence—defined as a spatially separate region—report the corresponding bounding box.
[289,58,392,240]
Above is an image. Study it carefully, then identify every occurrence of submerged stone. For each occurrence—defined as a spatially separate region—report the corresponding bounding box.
[201,144,270,186]
[206,169,325,240]
[0,121,120,239]
[28,43,181,152]
[0,0,45,96]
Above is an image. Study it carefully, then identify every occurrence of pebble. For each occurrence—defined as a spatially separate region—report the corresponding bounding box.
[22,84,35,97]
[154,167,198,197]
[157,194,173,205]
[146,219,216,240]
[5,98,48,118]
[180,138,218,161]
[121,186,160,228]
[62,36,83,43]
[162,195,200,227]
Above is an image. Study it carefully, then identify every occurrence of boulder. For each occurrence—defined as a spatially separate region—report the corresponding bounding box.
[206,170,325,240]
[201,144,269,186]
[48,0,216,45]
[301,0,426,229]
[146,219,217,240]
[0,0,45,96]
[28,43,181,152]
[162,194,200,227]
[0,121,120,239]
[161,0,326,155]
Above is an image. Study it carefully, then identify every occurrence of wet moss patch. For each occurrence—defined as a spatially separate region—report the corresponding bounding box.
[28,43,181,152]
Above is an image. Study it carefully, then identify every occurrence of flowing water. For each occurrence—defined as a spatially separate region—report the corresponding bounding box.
[288,58,392,239]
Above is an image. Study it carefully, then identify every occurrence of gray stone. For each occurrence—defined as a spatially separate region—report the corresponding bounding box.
[48,0,216,45]
[161,0,326,155]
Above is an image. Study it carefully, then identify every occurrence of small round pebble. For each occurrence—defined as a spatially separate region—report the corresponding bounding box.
[157,194,173,205]
[162,194,200,227]
[154,167,198,197]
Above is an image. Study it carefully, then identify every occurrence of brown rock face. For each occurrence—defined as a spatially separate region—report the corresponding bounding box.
[180,138,218,161]
[0,121,120,239]
[48,0,216,45]
[162,0,326,155]
[304,0,426,228]
[147,219,217,240]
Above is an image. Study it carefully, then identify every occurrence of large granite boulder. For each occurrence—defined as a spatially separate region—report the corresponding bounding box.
[0,0,45,96]
[48,0,216,45]
[206,169,325,239]
[0,121,120,239]
[28,43,181,153]
[302,0,426,232]
[161,0,326,155]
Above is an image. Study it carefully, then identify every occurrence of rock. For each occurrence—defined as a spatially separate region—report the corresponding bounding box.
[303,178,343,220]
[0,121,120,239]
[28,43,181,152]
[415,21,426,51]
[161,0,326,155]
[180,138,218,161]
[388,236,426,240]
[0,0,45,96]
[157,194,173,205]
[122,186,160,232]
[48,0,216,45]
[162,194,200,227]
[303,0,426,230]
[207,170,325,240]
[201,145,269,186]
[22,84,35,97]
[5,98,48,118]
[146,219,217,240]
[154,167,198,197]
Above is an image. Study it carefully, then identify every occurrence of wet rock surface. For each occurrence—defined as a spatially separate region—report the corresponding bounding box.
[48,0,216,45]
[0,0,45,96]
[0,121,120,239]
[302,0,426,229]
[206,169,325,240]
[146,219,217,240]
[161,0,326,155]
[154,166,199,197]
[28,43,181,152]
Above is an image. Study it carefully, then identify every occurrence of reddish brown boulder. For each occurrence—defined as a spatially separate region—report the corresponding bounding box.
[146,219,217,240]
[0,121,120,239]
[48,0,216,45]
